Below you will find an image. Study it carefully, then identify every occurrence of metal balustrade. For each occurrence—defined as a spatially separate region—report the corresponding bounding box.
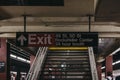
[88,47,98,80]
[25,47,48,80]
[26,47,98,80]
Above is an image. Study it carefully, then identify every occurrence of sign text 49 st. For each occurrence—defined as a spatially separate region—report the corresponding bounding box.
[16,32,98,47]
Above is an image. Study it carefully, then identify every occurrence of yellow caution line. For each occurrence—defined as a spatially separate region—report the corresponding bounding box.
[49,47,88,50]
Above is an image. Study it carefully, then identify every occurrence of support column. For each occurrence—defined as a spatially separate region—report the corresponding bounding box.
[97,63,102,80]
[0,38,7,80]
[105,55,113,77]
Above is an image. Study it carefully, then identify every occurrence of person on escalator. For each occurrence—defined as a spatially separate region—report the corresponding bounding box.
[11,73,15,80]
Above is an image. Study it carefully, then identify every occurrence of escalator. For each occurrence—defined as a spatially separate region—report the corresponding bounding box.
[26,47,98,80]
[39,47,92,80]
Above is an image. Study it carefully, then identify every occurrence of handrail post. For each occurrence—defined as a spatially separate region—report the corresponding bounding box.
[88,47,98,80]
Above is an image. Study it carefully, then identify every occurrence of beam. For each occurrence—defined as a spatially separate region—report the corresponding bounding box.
[94,0,99,11]
[0,24,120,32]
[0,32,120,38]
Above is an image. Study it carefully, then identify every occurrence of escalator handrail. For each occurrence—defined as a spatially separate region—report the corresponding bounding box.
[25,47,48,80]
[88,47,98,80]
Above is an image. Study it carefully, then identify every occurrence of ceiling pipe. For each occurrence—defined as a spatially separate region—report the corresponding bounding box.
[89,15,91,32]
[87,15,93,32]
[23,15,26,32]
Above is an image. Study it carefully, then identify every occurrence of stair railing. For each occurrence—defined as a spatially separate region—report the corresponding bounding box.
[88,47,98,80]
[25,47,48,80]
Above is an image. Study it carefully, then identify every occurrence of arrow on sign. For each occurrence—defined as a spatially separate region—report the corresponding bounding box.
[17,35,27,46]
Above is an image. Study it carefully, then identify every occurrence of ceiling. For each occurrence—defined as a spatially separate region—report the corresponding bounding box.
[0,0,120,62]
[0,0,94,18]
[0,0,120,34]
[96,0,120,22]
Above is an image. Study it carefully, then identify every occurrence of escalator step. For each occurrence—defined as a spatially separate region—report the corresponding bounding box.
[47,53,88,56]
[45,62,89,65]
[38,49,92,80]
[42,69,90,72]
[44,65,90,68]
[47,56,88,58]
[47,50,88,53]
[40,77,92,80]
[46,60,89,62]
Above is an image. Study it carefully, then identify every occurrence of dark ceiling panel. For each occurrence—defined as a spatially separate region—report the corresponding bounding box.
[0,0,64,6]
[0,8,12,20]
[95,0,120,22]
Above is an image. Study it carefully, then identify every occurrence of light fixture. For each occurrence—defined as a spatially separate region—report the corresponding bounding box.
[110,47,120,55]
[10,54,30,63]
[10,54,17,58]
[101,60,120,69]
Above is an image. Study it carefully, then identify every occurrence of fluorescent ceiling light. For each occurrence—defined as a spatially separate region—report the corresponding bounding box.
[17,57,26,62]
[101,60,120,69]
[10,54,17,58]
[110,47,120,55]
[101,66,105,69]
[10,54,30,64]
[100,48,120,65]
[113,60,120,65]
[26,60,31,63]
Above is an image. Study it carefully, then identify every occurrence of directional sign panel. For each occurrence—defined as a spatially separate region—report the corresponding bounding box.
[16,33,55,47]
[0,62,5,72]
[16,32,98,47]
[16,33,28,46]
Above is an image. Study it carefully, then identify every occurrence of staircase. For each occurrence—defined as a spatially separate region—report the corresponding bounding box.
[39,48,92,80]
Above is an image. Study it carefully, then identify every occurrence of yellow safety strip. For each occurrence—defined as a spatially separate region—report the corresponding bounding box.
[48,47,88,50]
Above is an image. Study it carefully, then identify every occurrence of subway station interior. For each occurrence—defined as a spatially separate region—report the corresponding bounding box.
[0,0,120,80]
